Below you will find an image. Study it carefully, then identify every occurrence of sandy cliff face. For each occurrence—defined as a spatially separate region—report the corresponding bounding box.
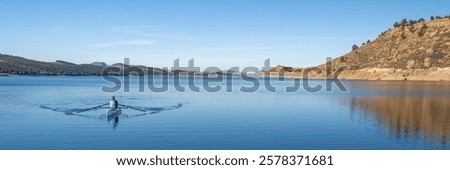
[270,19,450,81]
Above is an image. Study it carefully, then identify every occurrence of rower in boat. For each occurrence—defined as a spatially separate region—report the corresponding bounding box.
[110,96,119,110]
[107,96,121,117]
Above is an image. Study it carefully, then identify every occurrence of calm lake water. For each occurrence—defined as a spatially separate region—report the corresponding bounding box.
[0,76,449,150]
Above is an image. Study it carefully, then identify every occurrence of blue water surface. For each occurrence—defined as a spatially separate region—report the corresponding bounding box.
[0,76,449,150]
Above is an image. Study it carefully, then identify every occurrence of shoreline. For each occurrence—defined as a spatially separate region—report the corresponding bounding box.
[2,73,450,82]
[266,67,450,82]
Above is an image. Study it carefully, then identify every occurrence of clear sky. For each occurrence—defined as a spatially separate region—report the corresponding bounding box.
[0,0,449,69]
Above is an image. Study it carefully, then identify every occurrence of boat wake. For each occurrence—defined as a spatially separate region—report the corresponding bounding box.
[40,103,184,119]
[40,105,106,115]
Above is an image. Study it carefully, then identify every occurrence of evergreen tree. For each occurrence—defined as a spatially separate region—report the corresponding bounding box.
[352,44,359,51]
[394,22,399,28]
[400,19,408,27]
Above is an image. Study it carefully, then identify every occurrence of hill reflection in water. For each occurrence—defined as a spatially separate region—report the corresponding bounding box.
[345,81,450,147]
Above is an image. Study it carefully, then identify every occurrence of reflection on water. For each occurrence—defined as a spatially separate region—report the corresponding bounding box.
[108,116,120,130]
[346,81,450,147]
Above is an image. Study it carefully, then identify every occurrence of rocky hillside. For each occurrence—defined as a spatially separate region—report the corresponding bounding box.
[336,19,449,70]
[270,18,450,81]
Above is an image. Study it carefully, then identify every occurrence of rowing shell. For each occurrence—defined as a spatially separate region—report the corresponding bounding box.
[106,109,122,118]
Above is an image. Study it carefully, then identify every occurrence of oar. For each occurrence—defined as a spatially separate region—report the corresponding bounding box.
[118,104,148,112]
[118,103,182,114]
[70,103,109,114]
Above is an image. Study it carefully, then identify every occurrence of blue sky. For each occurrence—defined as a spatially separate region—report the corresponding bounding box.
[0,0,449,69]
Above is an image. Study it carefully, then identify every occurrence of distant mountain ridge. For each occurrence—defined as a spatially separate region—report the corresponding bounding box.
[90,62,107,68]
[0,54,167,76]
[0,54,106,76]
[0,54,228,76]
